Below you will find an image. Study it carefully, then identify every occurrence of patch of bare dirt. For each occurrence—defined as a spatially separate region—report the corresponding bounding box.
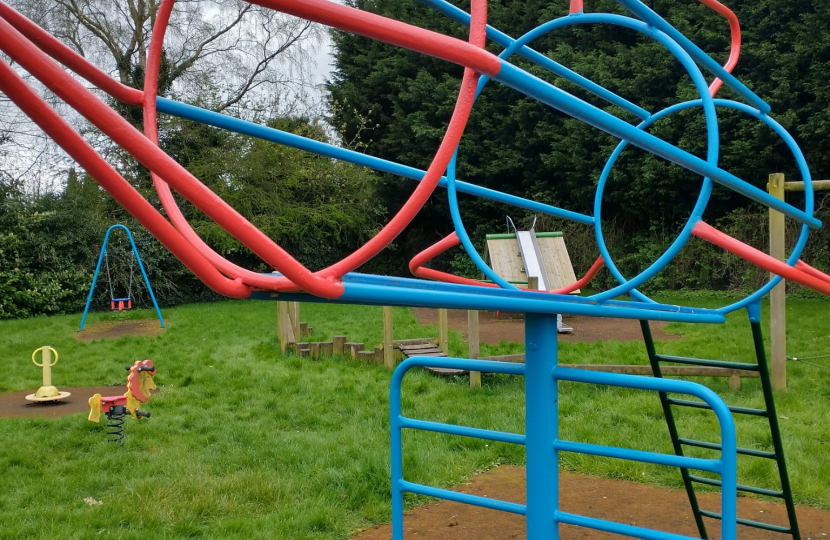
[76,319,164,342]
[0,386,127,418]
[355,465,830,539]
[413,309,679,346]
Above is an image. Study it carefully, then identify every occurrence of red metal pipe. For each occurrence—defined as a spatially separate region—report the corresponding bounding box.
[550,255,604,295]
[796,260,830,286]
[692,221,830,296]
[0,0,143,106]
[696,0,741,97]
[0,58,251,299]
[247,0,500,77]
[143,0,489,288]
[409,233,605,295]
[0,16,342,299]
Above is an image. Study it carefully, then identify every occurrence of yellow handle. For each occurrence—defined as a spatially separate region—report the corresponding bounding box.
[31,346,58,367]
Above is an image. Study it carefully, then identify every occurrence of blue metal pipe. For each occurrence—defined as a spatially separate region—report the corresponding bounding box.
[557,511,708,540]
[614,0,770,114]
[156,98,592,225]
[493,62,818,227]
[554,440,721,473]
[524,313,560,540]
[554,367,737,540]
[589,98,816,310]
[447,12,720,291]
[414,0,651,120]
[389,352,737,540]
[399,417,526,445]
[338,281,726,323]
[390,355,526,539]
[400,480,527,515]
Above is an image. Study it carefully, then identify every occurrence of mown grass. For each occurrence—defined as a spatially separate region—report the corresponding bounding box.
[0,296,829,540]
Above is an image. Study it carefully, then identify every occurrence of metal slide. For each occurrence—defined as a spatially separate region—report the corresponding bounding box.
[510,218,573,333]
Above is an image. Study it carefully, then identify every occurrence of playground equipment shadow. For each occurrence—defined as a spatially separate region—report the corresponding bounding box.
[354,465,830,540]
[76,319,165,342]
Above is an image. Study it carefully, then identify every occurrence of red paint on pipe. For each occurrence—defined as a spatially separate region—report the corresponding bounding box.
[692,221,830,296]
[409,234,605,295]
[144,0,489,289]
[696,0,741,96]
[0,16,343,298]
[550,255,604,294]
[570,0,584,14]
[0,59,251,299]
[796,260,830,286]
[409,233,499,287]
[0,1,143,106]
[248,0,500,77]
[142,0,295,291]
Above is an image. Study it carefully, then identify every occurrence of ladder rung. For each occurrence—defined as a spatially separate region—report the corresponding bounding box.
[698,509,792,533]
[688,475,784,498]
[666,397,768,417]
[654,354,759,371]
[677,438,777,459]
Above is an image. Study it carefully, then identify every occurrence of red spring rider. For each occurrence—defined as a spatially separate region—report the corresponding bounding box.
[88,359,157,446]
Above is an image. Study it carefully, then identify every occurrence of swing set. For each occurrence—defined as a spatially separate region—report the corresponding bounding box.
[79,224,164,330]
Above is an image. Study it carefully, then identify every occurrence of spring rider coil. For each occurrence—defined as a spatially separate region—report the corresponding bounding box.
[25,346,71,403]
[88,359,156,446]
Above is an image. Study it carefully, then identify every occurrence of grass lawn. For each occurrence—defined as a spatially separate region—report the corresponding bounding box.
[1,296,829,539]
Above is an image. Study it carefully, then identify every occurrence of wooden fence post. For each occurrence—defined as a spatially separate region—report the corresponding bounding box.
[278,301,292,352]
[383,306,395,368]
[333,336,346,356]
[438,308,449,355]
[290,302,301,340]
[768,172,787,391]
[468,310,481,387]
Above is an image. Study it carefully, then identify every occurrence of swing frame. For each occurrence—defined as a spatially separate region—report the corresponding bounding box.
[80,224,164,330]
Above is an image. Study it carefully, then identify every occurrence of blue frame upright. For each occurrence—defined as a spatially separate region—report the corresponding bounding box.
[390,313,738,540]
[80,224,164,330]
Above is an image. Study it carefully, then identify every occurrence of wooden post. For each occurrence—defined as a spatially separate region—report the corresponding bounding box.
[290,302,301,340]
[468,310,481,388]
[333,336,346,356]
[278,301,290,352]
[438,308,449,355]
[768,173,787,391]
[383,306,395,368]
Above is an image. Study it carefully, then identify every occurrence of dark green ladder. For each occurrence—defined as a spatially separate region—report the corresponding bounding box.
[639,305,800,539]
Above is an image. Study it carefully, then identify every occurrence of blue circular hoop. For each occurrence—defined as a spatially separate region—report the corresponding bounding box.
[445,12,720,296]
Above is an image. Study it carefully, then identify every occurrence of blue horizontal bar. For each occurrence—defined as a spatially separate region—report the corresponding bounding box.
[554,367,725,405]
[494,62,818,228]
[339,273,719,315]
[555,440,721,474]
[399,480,527,515]
[337,282,726,323]
[156,98,593,225]
[415,0,650,119]
[557,511,702,540]
[398,356,525,376]
[399,417,526,445]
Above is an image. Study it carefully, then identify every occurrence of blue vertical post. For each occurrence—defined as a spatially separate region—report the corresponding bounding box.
[391,369,405,540]
[524,312,560,540]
